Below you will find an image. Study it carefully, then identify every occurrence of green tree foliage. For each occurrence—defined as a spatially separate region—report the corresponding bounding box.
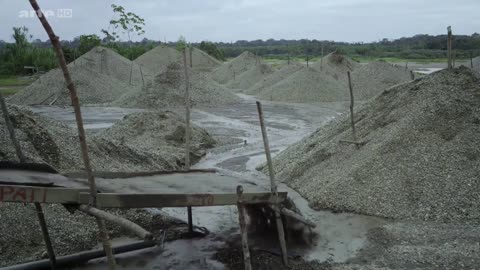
[199,41,225,61]
[102,4,145,43]
[176,36,187,51]
[0,26,56,75]
[78,34,101,55]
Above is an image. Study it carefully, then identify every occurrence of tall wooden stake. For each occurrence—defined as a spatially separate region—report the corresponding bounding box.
[189,44,193,68]
[236,186,252,270]
[347,72,357,145]
[256,101,289,266]
[287,44,290,65]
[447,26,453,69]
[0,91,57,269]
[28,1,116,269]
[182,48,193,232]
[139,65,145,87]
[410,70,415,80]
[321,45,324,71]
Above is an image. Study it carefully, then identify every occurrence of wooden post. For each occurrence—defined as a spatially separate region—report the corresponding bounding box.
[256,101,289,266]
[28,1,117,269]
[471,54,474,69]
[287,44,290,65]
[347,72,357,145]
[306,56,309,67]
[405,62,408,71]
[410,70,415,80]
[182,47,193,233]
[321,45,324,71]
[0,91,57,270]
[139,65,145,87]
[236,186,252,270]
[447,26,452,69]
[189,44,193,68]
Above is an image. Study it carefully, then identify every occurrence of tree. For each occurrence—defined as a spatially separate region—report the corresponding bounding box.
[78,34,101,55]
[101,4,145,44]
[199,41,225,61]
[176,36,187,51]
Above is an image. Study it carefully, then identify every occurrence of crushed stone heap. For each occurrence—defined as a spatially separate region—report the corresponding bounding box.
[313,51,360,81]
[0,105,215,172]
[114,62,241,108]
[210,51,261,84]
[225,62,274,91]
[267,67,480,222]
[246,62,304,95]
[7,65,135,106]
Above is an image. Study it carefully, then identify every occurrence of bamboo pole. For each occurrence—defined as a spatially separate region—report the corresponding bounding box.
[182,47,194,233]
[321,45,324,71]
[78,205,152,240]
[236,186,252,270]
[447,26,452,69]
[280,208,316,228]
[256,101,288,266]
[0,91,57,270]
[28,1,116,269]
[347,71,357,145]
[410,70,415,80]
[189,44,193,68]
[139,65,145,87]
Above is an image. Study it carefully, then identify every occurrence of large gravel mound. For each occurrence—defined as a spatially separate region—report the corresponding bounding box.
[246,62,304,95]
[268,67,480,222]
[8,65,135,106]
[473,56,480,74]
[351,61,412,100]
[74,46,152,86]
[0,105,215,172]
[134,45,181,73]
[210,51,259,84]
[313,52,360,81]
[256,67,347,103]
[226,63,274,91]
[114,62,241,108]
[186,47,222,72]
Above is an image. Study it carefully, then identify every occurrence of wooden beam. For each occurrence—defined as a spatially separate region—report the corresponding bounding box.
[236,186,252,270]
[80,192,288,208]
[0,185,87,204]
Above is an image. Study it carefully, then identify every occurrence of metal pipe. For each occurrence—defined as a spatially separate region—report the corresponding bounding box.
[1,241,156,270]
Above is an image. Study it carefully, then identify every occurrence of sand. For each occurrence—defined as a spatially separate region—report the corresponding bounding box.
[267,66,480,222]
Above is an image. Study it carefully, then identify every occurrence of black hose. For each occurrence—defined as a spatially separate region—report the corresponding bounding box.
[1,240,156,270]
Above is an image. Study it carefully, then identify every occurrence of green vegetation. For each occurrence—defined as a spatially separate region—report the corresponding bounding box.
[199,41,225,61]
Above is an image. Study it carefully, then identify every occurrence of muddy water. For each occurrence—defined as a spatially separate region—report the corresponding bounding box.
[32,97,385,269]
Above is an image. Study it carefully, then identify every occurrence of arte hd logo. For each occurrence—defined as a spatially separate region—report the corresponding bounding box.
[19,9,73,19]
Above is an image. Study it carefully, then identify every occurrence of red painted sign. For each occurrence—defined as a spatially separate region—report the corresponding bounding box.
[0,186,47,203]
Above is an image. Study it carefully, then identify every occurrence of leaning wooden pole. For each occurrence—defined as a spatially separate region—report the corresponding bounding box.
[347,71,357,145]
[28,1,116,269]
[236,186,252,270]
[447,26,452,69]
[256,101,289,266]
[0,91,57,270]
[182,47,194,232]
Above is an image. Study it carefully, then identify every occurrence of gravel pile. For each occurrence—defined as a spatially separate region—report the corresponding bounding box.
[473,56,480,74]
[186,47,222,72]
[7,65,135,106]
[114,62,241,108]
[210,51,260,84]
[267,66,480,222]
[0,105,215,172]
[74,46,153,86]
[313,52,360,81]
[351,61,412,100]
[134,45,180,73]
[226,62,274,91]
[256,66,347,103]
[246,62,304,95]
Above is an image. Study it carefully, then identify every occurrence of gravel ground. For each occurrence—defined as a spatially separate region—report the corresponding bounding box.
[267,66,480,222]
[0,203,185,267]
[113,62,241,108]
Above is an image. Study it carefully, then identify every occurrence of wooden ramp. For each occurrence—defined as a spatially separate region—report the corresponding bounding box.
[0,167,287,208]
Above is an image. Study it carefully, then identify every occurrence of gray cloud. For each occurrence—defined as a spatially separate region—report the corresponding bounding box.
[0,0,479,43]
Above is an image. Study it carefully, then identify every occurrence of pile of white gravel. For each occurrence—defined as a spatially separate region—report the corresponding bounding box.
[351,61,413,100]
[0,105,215,172]
[7,65,135,106]
[226,62,274,91]
[246,62,304,95]
[255,66,347,103]
[210,51,260,84]
[114,62,241,108]
[267,66,480,222]
[313,52,360,81]
[186,47,222,72]
[134,45,180,74]
[74,46,153,86]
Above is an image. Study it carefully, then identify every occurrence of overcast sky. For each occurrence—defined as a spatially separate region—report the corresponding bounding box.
[0,0,479,43]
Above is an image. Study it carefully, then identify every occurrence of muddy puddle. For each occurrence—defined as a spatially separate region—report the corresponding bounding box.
[33,97,386,269]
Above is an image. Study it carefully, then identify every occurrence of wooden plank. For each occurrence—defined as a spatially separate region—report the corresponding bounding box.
[0,185,86,204]
[79,192,288,208]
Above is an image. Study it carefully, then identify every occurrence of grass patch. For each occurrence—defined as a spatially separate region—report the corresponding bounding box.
[0,88,19,96]
[0,76,35,87]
